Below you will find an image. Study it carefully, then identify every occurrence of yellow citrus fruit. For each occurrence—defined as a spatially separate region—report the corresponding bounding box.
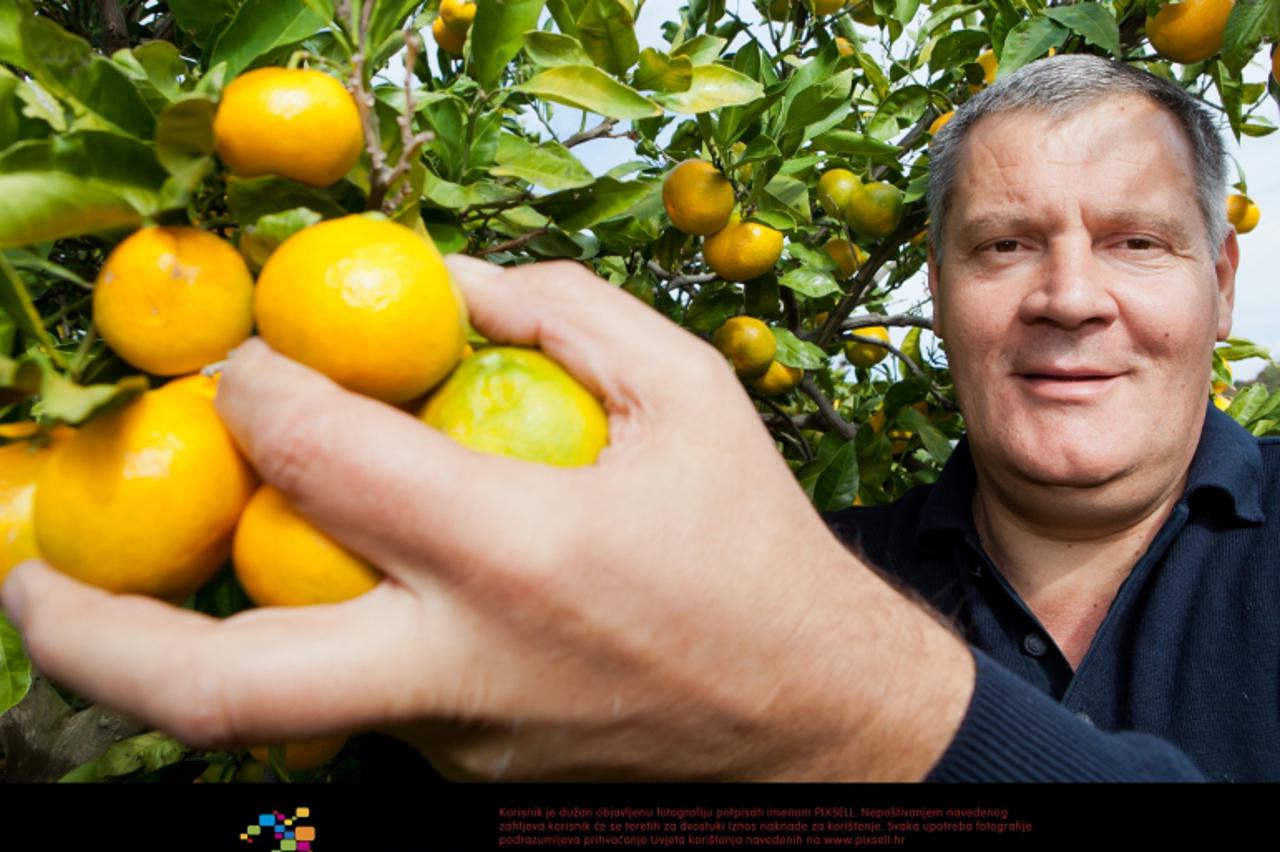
[1226,194,1260,235]
[0,426,72,585]
[249,735,348,772]
[823,238,869,279]
[33,389,256,601]
[703,217,784,281]
[663,160,736,236]
[1214,393,1232,411]
[812,0,848,14]
[161,372,220,401]
[432,16,467,54]
[817,168,860,220]
[440,0,477,31]
[213,67,362,188]
[233,485,381,607]
[751,360,803,396]
[1146,0,1234,64]
[845,325,890,368]
[835,37,854,57]
[420,347,609,467]
[844,180,905,240]
[712,316,777,380]
[765,0,791,22]
[928,110,954,137]
[93,227,254,377]
[977,49,998,85]
[255,215,467,404]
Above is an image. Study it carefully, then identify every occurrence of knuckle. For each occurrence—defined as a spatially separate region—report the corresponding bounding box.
[162,657,237,747]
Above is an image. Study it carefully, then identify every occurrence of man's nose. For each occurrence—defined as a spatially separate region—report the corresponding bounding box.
[1016,234,1120,330]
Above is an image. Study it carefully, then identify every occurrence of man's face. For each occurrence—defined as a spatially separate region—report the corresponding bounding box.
[928,95,1238,492]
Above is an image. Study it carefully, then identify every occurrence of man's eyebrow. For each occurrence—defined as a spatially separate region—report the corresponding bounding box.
[952,210,1196,246]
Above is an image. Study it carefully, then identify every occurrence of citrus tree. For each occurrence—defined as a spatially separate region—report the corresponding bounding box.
[1,0,1277,782]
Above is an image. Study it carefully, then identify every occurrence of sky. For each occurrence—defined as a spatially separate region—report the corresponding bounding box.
[424,0,1278,378]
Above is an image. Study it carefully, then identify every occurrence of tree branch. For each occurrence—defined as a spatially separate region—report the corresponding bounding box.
[843,313,933,330]
[798,376,858,441]
[563,118,619,148]
[96,0,129,53]
[475,228,551,256]
[844,333,958,412]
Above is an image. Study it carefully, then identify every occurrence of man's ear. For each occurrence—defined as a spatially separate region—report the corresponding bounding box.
[927,244,945,339]
[1214,228,1239,342]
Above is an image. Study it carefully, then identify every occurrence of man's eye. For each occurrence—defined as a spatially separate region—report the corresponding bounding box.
[989,239,1019,253]
[1124,238,1155,250]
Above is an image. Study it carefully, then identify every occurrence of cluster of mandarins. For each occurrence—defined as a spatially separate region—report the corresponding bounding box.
[1,58,606,772]
[430,0,477,56]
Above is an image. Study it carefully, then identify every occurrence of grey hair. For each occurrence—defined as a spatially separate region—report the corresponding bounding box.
[926,54,1229,265]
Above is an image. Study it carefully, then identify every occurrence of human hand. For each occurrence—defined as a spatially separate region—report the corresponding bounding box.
[1,256,972,781]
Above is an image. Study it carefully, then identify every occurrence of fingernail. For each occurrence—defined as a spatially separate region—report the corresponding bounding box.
[445,254,502,278]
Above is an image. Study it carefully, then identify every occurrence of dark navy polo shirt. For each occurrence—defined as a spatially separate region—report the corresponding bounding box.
[822,403,1280,782]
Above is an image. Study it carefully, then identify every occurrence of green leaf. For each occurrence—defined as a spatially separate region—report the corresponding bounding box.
[0,253,63,365]
[18,16,158,138]
[1240,119,1277,137]
[732,135,781,167]
[1221,0,1277,76]
[867,84,930,141]
[0,0,24,66]
[492,135,594,190]
[633,49,694,92]
[811,129,903,160]
[780,50,839,128]
[1043,4,1121,58]
[130,41,189,102]
[1217,337,1272,361]
[473,0,550,90]
[58,758,104,783]
[782,69,853,136]
[225,175,353,222]
[421,95,468,181]
[892,0,922,25]
[155,96,216,191]
[761,174,810,225]
[367,0,425,54]
[166,0,242,46]
[772,327,827,369]
[798,433,859,512]
[778,267,842,298]
[1227,382,1270,424]
[207,0,331,78]
[0,612,31,716]
[897,406,952,464]
[537,177,658,231]
[856,53,890,99]
[577,0,639,76]
[684,283,741,333]
[997,18,1069,79]
[515,65,661,119]
[921,3,982,37]
[26,359,148,425]
[547,0,584,37]
[671,34,728,65]
[929,29,989,76]
[239,207,322,270]
[652,64,763,114]
[98,732,187,779]
[523,31,593,67]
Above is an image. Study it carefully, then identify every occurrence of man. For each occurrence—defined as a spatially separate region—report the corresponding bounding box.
[0,55,1260,781]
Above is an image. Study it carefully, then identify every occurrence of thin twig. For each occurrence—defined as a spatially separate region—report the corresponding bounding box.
[563,118,619,148]
[646,260,717,290]
[798,376,858,441]
[842,313,932,330]
[844,333,957,412]
[475,228,551,256]
[761,398,814,461]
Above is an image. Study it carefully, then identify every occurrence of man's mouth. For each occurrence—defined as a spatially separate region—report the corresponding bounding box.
[1014,368,1123,398]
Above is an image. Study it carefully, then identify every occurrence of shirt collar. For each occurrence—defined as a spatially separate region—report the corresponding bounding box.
[913,401,1265,552]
